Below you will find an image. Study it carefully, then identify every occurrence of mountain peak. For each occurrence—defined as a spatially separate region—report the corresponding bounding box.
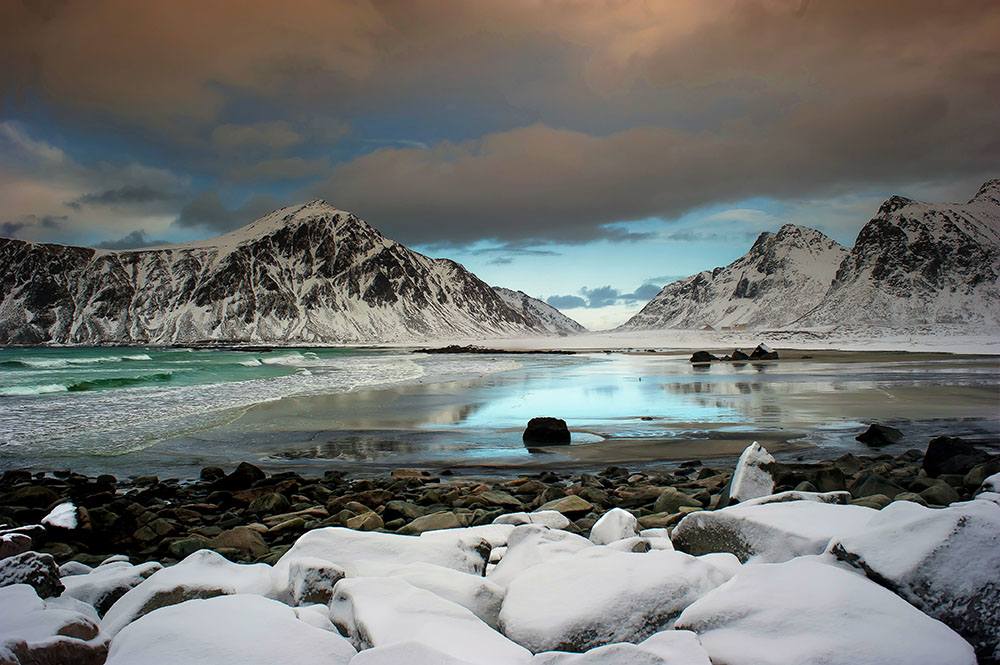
[877,194,915,216]
[972,178,1000,204]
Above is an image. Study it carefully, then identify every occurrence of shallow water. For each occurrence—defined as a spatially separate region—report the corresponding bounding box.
[1,348,997,478]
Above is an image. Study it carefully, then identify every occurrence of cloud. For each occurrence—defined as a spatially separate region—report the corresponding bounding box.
[94,229,169,249]
[175,190,285,232]
[579,285,620,308]
[225,157,329,183]
[66,183,185,209]
[621,282,662,301]
[0,214,67,239]
[546,295,587,310]
[1,221,26,237]
[211,121,303,153]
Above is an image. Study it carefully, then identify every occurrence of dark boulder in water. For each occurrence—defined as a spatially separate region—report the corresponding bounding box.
[690,351,718,363]
[523,417,571,445]
[856,423,903,447]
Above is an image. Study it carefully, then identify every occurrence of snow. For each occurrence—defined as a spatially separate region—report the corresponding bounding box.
[498,548,735,653]
[487,525,594,588]
[736,490,851,507]
[100,549,275,638]
[105,594,356,665]
[494,286,587,334]
[287,556,346,606]
[0,584,105,664]
[588,508,638,545]
[828,499,1000,662]
[329,576,531,665]
[529,630,711,665]
[980,471,1000,493]
[728,442,775,503]
[494,511,571,530]
[348,641,476,665]
[675,556,976,665]
[41,502,78,530]
[61,559,163,615]
[672,500,877,563]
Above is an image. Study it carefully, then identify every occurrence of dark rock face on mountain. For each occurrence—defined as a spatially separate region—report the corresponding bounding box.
[493,287,586,334]
[621,180,1000,330]
[0,201,554,345]
[621,225,848,330]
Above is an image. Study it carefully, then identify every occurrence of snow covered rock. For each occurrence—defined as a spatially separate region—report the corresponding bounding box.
[494,511,571,530]
[675,556,976,665]
[498,548,735,653]
[829,499,1000,664]
[272,527,490,600]
[0,551,63,598]
[372,561,506,629]
[105,594,356,665]
[100,549,274,638]
[980,471,1000,494]
[721,442,776,505]
[0,584,107,665]
[418,523,516,550]
[348,641,475,665]
[61,559,162,616]
[529,631,711,665]
[735,490,851,507]
[41,502,84,531]
[488,525,594,588]
[588,508,638,545]
[672,500,876,563]
[0,533,31,561]
[286,557,346,606]
[330,576,531,665]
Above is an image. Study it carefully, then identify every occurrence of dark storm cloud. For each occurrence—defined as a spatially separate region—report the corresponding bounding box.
[0,214,67,238]
[175,190,285,232]
[66,184,185,210]
[94,229,170,250]
[1,221,25,237]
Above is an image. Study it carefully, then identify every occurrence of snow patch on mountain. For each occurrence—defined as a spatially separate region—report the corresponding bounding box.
[492,287,587,334]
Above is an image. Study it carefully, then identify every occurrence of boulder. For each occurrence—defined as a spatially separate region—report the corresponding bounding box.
[719,442,776,506]
[728,349,750,361]
[348,642,475,665]
[247,492,291,516]
[105,594,355,665]
[0,485,59,509]
[830,499,1000,665]
[0,533,32,561]
[529,631,711,664]
[672,500,876,563]
[849,471,905,500]
[498,548,734,653]
[653,487,703,514]
[588,508,638,545]
[0,584,107,665]
[211,462,266,491]
[61,559,163,616]
[398,511,463,535]
[689,351,718,363]
[535,496,594,518]
[0,551,64,598]
[287,557,346,606]
[495,511,570,530]
[923,437,991,477]
[488,525,594,588]
[209,526,269,559]
[855,423,903,447]
[523,418,571,445]
[749,343,778,360]
[330,577,530,665]
[675,557,975,665]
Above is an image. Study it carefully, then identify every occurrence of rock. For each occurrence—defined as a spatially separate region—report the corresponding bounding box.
[966,460,1000,490]
[347,642,474,665]
[672,500,877,563]
[749,343,778,360]
[918,483,961,506]
[346,512,384,532]
[736,490,851,507]
[675,557,976,665]
[689,351,718,363]
[330,577,529,665]
[167,537,210,560]
[208,526,269,559]
[0,551,64,598]
[849,471,906,499]
[0,584,107,665]
[850,493,893,509]
[488,525,594,588]
[0,533,32,561]
[0,485,59,509]
[247,492,291,516]
[475,490,524,509]
[199,466,225,482]
[855,423,903,447]
[653,487,703,514]
[729,349,750,361]
[523,417,571,445]
[923,437,991,477]
[61,559,162,616]
[100,549,275,638]
[494,511,571,530]
[287,556,346,606]
[41,501,87,531]
[383,500,426,521]
[105,594,356,665]
[830,499,1000,665]
[588,508,638,545]
[398,511,463,535]
[529,630,712,664]
[535,496,594,518]
[498,548,734,653]
[893,492,929,507]
[719,442,776,506]
[832,453,863,475]
[211,462,266,491]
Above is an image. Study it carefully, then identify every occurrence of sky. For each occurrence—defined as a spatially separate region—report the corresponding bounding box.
[1,1,998,330]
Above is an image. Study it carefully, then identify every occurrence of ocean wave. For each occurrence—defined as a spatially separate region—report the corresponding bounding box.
[1,353,153,368]
[66,372,174,392]
[0,383,70,396]
[238,359,263,367]
[260,352,306,365]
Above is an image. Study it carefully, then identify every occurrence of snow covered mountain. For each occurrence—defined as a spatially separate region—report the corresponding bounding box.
[0,201,556,345]
[620,225,849,330]
[797,179,1000,326]
[621,180,1000,331]
[493,287,587,334]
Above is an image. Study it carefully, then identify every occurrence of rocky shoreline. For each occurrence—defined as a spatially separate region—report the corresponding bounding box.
[1,433,998,664]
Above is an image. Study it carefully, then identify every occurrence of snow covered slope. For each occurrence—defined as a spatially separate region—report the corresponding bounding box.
[797,179,1000,326]
[621,225,848,330]
[492,287,587,334]
[621,180,1000,331]
[0,201,553,345]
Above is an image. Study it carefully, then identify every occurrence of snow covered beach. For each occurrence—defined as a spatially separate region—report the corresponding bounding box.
[2,437,998,664]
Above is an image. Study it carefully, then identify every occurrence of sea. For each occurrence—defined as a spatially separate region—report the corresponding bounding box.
[1,347,998,478]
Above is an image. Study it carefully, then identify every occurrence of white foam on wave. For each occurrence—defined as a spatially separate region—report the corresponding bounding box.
[0,383,69,396]
[238,359,263,367]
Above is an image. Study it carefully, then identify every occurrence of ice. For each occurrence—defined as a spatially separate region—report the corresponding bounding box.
[498,548,735,653]
[105,594,356,665]
[727,442,776,503]
[676,556,976,665]
[487,525,594,588]
[494,511,571,530]
[101,549,275,638]
[61,559,163,616]
[672,499,877,563]
[529,630,711,664]
[41,502,78,530]
[588,508,638,545]
[329,576,531,665]
[829,499,1000,663]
